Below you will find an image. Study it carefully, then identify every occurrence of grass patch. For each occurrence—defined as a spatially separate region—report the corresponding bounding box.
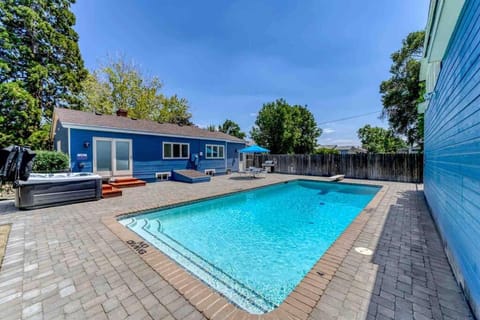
[0,224,12,271]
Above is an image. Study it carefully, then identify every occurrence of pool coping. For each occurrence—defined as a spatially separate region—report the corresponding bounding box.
[102,178,389,320]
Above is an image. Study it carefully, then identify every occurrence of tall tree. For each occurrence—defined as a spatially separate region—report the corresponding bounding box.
[218,119,246,139]
[206,124,216,132]
[80,58,192,125]
[0,82,41,147]
[0,0,87,125]
[292,106,322,154]
[250,99,294,154]
[155,94,192,125]
[357,124,406,153]
[380,31,425,146]
[250,99,321,154]
[80,72,114,115]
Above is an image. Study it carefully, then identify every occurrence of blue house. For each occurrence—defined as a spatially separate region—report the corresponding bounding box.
[421,0,480,317]
[51,108,246,181]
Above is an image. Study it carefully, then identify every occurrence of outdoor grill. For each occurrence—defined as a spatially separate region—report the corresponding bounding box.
[261,160,276,173]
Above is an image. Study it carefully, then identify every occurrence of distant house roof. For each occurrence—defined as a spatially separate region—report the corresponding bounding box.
[317,144,367,153]
[334,145,367,153]
[53,108,245,143]
[317,145,337,149]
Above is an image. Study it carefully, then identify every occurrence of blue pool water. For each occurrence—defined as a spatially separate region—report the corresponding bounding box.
[119,180,379,313]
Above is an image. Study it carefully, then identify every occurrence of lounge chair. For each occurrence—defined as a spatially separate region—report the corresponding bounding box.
[250,167,267,178]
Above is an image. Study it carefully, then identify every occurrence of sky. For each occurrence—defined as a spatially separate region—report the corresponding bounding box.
[72,0,429,146]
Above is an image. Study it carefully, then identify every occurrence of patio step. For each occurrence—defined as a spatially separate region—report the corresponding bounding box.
[172,170,211,183]
[102,184,122,198]
[109,177,146,188]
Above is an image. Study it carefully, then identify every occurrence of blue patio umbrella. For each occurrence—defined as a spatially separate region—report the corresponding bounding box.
[238,145,270,153]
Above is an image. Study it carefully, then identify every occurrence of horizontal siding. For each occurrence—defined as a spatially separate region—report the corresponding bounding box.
[424,0,480,317]
[68,128,244,180]
[53,123,69,154]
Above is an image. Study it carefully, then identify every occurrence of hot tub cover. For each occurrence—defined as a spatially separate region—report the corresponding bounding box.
[0,145,36,186]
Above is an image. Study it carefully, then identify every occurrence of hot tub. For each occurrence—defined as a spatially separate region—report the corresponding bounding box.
[15,173,102,209]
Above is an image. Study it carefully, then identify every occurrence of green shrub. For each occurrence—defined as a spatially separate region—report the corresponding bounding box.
[32,151,70,173]
[314,147,339,155]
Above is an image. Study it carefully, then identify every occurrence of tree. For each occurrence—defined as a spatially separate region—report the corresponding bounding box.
[80,72,114,115]
[155,95,192,125]
[0,0,87,125]
[357,125,406,153]
[206,125,216,132]
[218,120,246,139]
[250,99,321,154]
[80,58,192,125]
[380,31,425,146]
[0,82,41,147]
[26,124,52,150]
[292,106,322,154]
[315,147,339,155]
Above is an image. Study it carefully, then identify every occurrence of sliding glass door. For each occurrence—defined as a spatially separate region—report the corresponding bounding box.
[93,138,132,176]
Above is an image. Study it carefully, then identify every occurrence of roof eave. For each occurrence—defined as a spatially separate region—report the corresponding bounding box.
[421,0,465,66]
[60,122,245,143]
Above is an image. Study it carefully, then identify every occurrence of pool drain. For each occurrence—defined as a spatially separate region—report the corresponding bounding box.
[355,247,373,255]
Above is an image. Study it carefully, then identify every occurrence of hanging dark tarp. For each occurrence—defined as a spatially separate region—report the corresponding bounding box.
[0,145,36,187]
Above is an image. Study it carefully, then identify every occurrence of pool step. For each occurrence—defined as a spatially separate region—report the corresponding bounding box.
[133,220,276,313]
[102,184,123,198]
[109,177,146,188]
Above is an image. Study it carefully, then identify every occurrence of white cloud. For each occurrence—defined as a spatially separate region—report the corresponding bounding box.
[323,128,335,134]
[321,122,334,127]
[249,112,258,117]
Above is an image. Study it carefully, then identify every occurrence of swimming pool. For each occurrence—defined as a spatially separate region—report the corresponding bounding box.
[119,180,379,313]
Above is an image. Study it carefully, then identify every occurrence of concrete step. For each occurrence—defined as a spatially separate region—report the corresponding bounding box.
[109,180,146,188]
[102,184,122,198]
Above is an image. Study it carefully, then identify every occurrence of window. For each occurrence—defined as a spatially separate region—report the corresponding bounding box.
[163,142,189,159]
[204,169,216,176]
[155,172,171,181]
[206,144,225,159]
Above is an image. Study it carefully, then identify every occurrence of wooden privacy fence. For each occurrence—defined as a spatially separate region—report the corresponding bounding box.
[254,153,423,183]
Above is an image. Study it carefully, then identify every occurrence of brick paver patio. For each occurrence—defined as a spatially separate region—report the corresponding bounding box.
[0,174,473,319]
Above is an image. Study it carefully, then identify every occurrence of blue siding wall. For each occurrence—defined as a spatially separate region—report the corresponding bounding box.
[68,127,244,180]
[424,1,480,316]
[53,123,69,154]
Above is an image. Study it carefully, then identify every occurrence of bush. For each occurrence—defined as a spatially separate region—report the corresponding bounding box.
[32,151,70,173]
[314,147,339,155]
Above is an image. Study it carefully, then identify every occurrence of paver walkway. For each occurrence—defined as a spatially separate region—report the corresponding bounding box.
[0,175,474,319]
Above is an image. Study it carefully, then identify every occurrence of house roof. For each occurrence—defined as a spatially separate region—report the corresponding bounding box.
[333,146,367,153]
[317,144,367,152]
[53,108,246,143]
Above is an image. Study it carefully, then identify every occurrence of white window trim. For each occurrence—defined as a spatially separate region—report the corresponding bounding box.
[162,142,190,159]
[205,144,225,159]
[204,169,216,176]
[155,171,171,180]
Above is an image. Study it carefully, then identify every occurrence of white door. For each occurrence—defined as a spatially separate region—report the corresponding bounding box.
[93,138,132,177]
